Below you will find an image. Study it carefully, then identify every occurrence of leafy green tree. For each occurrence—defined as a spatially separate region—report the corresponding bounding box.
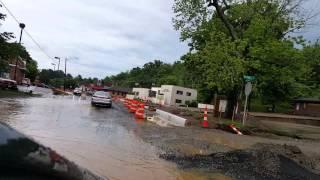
[49,78,64,88]
[0,5,39,80]
[302,41,320,98]
[173,0,311,115]
[108,60,189,88]
[38,69,65,84]
[25,60,39,81]
[65,77,77,89]
[0,5,13,75]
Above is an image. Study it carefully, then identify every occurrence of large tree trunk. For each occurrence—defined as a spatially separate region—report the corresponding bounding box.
[225,87,240,118]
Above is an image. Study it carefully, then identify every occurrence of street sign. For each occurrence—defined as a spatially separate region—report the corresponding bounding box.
[245,82,252,96]
[244,75,256,82]
[243,82,253,126]
[219,100,227,112]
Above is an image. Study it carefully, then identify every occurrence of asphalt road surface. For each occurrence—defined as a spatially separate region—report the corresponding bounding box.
[0,95,230,180]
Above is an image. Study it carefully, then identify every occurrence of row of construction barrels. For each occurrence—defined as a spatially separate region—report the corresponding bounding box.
[123,99,145,119]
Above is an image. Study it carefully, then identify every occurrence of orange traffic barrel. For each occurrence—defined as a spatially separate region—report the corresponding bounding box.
[135,103,145,119]
[129,100,138,113]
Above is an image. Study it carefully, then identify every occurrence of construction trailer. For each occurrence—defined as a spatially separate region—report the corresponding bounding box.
[160,85,197,106]
[132,88,150,100]
[150,87,163,104]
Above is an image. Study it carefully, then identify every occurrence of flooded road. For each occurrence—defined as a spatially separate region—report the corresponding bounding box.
[1,96,173,179]
[0,95,230,180]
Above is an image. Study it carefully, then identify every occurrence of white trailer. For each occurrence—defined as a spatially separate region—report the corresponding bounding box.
[132,88,150,100]
[160,85,197,106]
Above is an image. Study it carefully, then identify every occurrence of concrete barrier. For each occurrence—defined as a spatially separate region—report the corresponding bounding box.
[155,109,188,127]
[126,94,134,100]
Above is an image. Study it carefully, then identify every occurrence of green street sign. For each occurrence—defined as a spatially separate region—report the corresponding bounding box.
[244,75,256,82]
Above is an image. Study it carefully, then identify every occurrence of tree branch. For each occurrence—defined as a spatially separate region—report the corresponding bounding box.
[222,0,230,9]
[211,0,238,40]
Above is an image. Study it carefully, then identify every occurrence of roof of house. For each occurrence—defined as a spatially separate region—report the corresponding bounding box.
[103,86,132,93]
[294,98,320,104]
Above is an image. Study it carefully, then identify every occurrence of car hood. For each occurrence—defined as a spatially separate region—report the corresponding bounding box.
[0,123,105,180]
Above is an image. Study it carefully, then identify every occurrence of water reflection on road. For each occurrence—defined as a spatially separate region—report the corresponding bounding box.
[0,96,229,180]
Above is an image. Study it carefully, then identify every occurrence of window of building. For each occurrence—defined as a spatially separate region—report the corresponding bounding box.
[149,91,156,97]
[176,90,183,95]
[186,92,192,96]
[176,99,182,103]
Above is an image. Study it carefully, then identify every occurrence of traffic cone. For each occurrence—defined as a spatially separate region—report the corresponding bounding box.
[202,106,209,128]
[127,99,132,111]
[124,98,128,107]
[229,124,243,135]
[129,100,138,113]
[135,103,145,119]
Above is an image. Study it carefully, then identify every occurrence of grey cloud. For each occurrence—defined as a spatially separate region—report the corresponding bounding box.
[1,0,319,78]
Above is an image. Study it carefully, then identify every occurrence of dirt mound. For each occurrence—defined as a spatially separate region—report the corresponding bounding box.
[160,144,320,180]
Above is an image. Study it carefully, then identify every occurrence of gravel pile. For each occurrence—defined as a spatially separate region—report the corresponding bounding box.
[160,144,320,180]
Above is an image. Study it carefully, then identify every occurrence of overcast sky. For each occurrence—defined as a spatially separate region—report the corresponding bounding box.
[1,0,320,78]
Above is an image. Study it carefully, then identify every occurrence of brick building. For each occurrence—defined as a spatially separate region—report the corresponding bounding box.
[8,56,26,84]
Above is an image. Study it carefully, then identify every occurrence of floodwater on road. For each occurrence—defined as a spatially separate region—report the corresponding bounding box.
[0,96,229,180]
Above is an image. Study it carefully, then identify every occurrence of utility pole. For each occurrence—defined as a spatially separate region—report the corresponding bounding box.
[54,57,61,71]
[64,58,67,91]
[18,23,25,44]
[14,23,26,82]
[51,63,56,71]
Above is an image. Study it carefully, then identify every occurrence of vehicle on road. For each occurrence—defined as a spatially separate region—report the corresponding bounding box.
[91,91,112,107]
[73,88,82,96]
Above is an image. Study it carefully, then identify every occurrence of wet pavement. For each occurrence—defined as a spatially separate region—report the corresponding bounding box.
[0,95,230,180]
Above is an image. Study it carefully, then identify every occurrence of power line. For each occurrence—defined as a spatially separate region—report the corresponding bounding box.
[0,0,54,61]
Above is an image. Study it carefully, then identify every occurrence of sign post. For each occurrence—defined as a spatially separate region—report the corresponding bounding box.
[242,82,252,126]
[218,100,227,122]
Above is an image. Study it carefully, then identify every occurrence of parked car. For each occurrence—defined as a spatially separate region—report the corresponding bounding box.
[0,78,18,90]
[91,91,112,107]
[73,88,82,96]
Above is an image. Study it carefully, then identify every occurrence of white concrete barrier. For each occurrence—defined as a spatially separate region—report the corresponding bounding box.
[155,109,187,127]
[126,94,134,100]
[198,103,214,110]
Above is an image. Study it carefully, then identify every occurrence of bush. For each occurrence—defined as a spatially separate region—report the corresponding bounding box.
[186,100,198,107]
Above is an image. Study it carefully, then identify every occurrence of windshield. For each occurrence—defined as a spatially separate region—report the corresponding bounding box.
[1,0,320,180]
[94,91,109,97]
